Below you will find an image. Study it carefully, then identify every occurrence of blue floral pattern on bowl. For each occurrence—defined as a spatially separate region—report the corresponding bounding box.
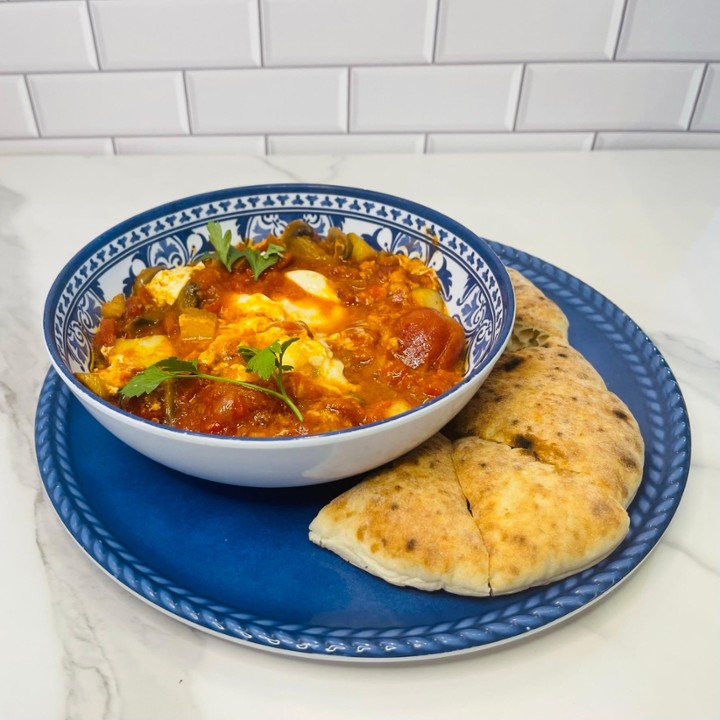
[48,185,510,375]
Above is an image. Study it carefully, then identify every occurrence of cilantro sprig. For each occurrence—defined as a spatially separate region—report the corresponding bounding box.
[207,221,242,272]
[238,338,299,416]
[120,339,303,421]
[206,221,285,279]
[240,243,285,280]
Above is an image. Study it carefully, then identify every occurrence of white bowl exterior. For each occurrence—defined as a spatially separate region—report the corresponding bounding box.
[58,356,500,487]
[45,185,514,487]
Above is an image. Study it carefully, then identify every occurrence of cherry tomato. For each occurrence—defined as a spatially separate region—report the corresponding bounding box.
[396,307,465,371]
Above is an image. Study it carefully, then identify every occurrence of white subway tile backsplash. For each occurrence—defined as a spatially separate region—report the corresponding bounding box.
[268,134,424,155]
[261,0,435,66]
[90,0,260,70]
[427,132,594,153]
[617,0,720,61]
[0,1,97,72]
[0,76,37,138]
[595,131,720,149]
[187,69,347,134]
[351,65,522,132]
[115,135,265,155]
[0,3,718,155]
[517,63,704,131]
[436,0,624,62]
[0,138,112,155]
[29,72,189,137]
[692,65,720,131]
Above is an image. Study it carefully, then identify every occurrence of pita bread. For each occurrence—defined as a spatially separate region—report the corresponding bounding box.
[309,268,644,596]
[448,341,607,438]
[448,341,643,506]
[491,341,607,391]
[309,434,491,596]
[453,437,629,593]
[506,267,569,351]
[449,380,643,507]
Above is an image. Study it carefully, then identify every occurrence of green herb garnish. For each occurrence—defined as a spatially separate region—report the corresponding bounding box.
[206,221,285,279]
[239,242,285,280]
[119,341,303,421]
[120,357,198,397]
[207,221,242,272]
[238,338,301,418]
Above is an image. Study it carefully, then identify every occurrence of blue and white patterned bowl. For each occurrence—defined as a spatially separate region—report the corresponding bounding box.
[43,184,514,487]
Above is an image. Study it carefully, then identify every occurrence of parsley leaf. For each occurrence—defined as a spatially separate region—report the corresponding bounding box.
[205,222,285,278]
[118,341,303,421]
[237,243,285,280]
[239,338,297,379]
[207,221,243,272]
[239,342,280,380]
[238,338,300,419]
[120,358,198,397]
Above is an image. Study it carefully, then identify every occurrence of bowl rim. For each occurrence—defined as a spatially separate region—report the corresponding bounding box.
[43,182,516,446]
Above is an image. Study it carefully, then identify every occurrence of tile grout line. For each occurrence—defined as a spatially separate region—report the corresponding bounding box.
[686,63,709,131]
[431,0,442,63]
[3,129,720,144]
[85,0,103,71]
[612,0,630,60]
[346,67,352,133]
[511,64,526,132]
[1,59,712,78]
[22,74,41,138]
[181,70,193,135]
[256,0,266,68]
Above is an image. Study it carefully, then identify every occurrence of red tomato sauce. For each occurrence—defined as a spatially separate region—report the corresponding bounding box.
[79,222,466,437]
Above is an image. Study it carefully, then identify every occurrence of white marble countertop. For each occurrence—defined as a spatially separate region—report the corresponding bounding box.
[1,151,718,720]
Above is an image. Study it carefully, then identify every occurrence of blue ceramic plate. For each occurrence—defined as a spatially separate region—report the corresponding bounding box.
[35,243,690,661]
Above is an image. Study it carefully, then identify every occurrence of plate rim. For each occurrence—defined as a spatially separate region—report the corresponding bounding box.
[35,242,691,661]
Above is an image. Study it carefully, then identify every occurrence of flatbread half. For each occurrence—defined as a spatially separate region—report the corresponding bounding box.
[453,437,629,594]
[309,434,491,596]
[448,370,644,507]
[447,341,607,437]
[492,342,606,391]
[308,268,643,597]
[506,267,569,351]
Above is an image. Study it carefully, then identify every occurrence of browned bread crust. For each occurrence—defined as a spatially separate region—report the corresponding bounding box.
[309,269,644,596]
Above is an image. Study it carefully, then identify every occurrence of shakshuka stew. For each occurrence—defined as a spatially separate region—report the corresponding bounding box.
[77,220,466,437]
